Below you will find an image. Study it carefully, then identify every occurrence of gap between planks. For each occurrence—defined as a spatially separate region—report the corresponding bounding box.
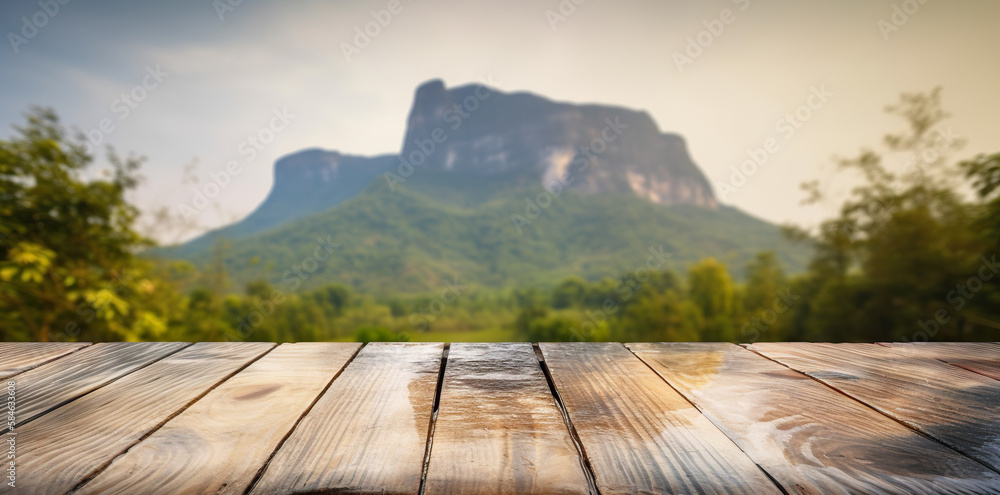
[0,342,92,380]
[740,343,1000,477]
[533,344,601,495]
[417,343,451,495]
[5,342,194,433]
[241,343,367,495]
[876,341,1000,382]
[625,343,789,495]
[69,343,279,494]
[17,342,996,494]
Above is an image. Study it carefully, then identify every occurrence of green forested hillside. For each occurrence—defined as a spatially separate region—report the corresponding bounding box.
[158,174,809,295]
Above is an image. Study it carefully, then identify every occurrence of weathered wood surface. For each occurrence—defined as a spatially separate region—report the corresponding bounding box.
[76,342,360,495]
[0,342,89,379]
[3,341,1000,495]
[3,342,189,431]
[748,342,1000,473]
[629,342,1000,494]
[10,342,273,495]
[540,342,780,494]
[249,342,443,495]
[879,341,1000,381]
[424,343,591,495]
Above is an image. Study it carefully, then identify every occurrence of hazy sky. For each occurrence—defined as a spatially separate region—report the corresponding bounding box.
[2,0,999,243]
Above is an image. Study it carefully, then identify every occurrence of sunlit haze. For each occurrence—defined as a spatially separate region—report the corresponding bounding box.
[2,0,999,242]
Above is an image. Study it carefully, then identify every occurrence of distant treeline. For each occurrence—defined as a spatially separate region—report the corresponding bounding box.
[104,244,998,343]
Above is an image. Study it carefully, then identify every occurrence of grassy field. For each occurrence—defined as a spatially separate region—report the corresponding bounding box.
[408,327,520,342]
[329,327,521,343]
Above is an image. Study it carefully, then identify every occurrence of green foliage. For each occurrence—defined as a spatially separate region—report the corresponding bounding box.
[619,289,702,342]
[687,258,735,341]
[0,108,166,341]
[552,276,588,309]
[5,90,1000,344]
[743,252,787,313]
[157,176,811,294]
[961,152,1000,255]
[354,325,410,342]
[786,88,1000,341]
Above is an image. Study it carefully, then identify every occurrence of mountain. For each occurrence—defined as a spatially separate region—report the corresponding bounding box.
[159,80,808,291]
[399,80,716,207]
[172,149,396,257]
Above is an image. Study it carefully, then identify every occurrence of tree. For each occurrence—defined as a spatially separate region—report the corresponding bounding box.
[0,108,166,341]
[618,289,701,342]
[742,252,787,313]
[792,88,996,341]
[551,276,587,308]
[961,152,1000,252]
[687,257,736,341]
[354,325,410,342]
[959,152,1000,329]
[524,314,586,342]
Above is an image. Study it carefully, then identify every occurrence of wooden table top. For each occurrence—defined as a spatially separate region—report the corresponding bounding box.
[1,341,998,494]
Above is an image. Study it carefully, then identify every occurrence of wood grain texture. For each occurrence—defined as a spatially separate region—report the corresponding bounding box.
[748,342,1000,473]
[629,342,1000,495]
[0,342,89,379]
[249,342,443,495]
[424,343,591,495]
[879,342,1000,381]
[2,342,189,431]
[539,342,780,495]
[76,342,361,495]
[9,342,273,495]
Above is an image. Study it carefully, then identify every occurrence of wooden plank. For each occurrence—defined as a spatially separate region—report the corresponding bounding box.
[748,342,1000,472]
[75,342,361,495]
[880,342,1000,381]
[10,342,273,495]
[2,342,189,431]
[249,342,443,495]
[629,342,1000,494]
[539,342,780,494]
[424,343,591,495]
[0,342,89,379]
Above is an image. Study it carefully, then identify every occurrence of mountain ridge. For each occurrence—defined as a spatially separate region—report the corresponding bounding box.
[175,79,720,255]
[160,80,807,291]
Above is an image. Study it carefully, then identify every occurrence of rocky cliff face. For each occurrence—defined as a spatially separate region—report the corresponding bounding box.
[175,80,718,253]
[250,149,396,232]
[171,149,395,256]
[400,79,717,207]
